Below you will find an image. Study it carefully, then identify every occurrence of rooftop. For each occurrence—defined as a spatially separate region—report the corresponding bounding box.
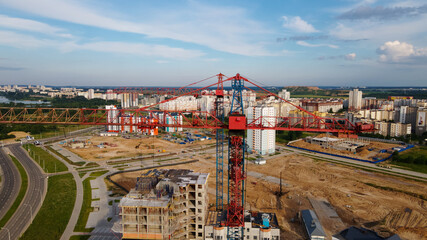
[301,209,326,238]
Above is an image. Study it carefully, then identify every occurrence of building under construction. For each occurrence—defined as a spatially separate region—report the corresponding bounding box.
[119,169,209,239]
[204,210,280,240]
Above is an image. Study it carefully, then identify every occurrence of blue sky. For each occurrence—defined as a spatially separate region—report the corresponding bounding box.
[0,0,426,86]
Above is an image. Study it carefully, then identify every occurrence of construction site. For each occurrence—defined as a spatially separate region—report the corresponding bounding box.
[1,74,425,240]
[111,143,427,240]
[288,133,408,162]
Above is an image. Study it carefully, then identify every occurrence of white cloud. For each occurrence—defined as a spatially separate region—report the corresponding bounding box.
[296,40,338,49]
[345,53,357,60]
[282,16,319,33]
[0,30,54,48]
[0,30,204,59]
[0,14,72,38]
[0,0,274,56]
[62,41,204,59]
[377,40,427,63]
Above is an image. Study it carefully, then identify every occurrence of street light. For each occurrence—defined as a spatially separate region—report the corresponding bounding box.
[23,204,33,223]
[1,227,10,240]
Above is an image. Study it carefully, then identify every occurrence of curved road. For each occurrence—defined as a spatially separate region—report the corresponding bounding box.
[0,144,46,240]
[0,148,21,221]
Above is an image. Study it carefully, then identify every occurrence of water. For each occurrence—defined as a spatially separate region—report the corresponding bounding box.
[0,96,50,105]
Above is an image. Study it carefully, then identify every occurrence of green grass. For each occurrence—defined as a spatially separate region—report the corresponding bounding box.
[74,177,96,232]
[90,170,109,177]
[45,145,85,166]
[85,162,100,168]
[69,235,91,240]
[34,125,90,140]
[20,173,76,240]
[390,162,427,174]
[24,144,68,173]
[0,155,28,228]
[79,172,87,178]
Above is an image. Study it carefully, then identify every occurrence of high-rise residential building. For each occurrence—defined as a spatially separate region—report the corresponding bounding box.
[106,105,119,132]
[120,93,139,108]
[246,106,276,155]
[416,109,427,136]
[278,89,290,101]
[349,89,363,110]
[88,89,95,99]
[119,169,209,240]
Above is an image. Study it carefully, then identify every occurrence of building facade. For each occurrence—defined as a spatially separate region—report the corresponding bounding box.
[246,106,276,155]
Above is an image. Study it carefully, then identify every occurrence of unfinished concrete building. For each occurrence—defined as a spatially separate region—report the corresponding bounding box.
[205,211,280,240]
[119,169,209,239]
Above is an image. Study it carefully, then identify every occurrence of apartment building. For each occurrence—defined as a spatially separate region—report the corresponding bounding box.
[246,106,276,155]
[120,169,209,240]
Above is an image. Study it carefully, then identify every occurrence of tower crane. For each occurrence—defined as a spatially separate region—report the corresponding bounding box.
[0,73,375,240]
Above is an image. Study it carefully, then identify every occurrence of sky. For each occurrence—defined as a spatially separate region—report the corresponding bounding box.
[0,0,426,87]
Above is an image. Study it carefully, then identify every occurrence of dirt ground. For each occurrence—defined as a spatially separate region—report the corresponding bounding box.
[112,150,427,240]
[1,131,29,144]
[289,135,403,161]
[66,135,214,161]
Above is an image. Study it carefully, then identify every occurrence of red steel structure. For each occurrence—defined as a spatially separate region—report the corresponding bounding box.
[0,73,375,239]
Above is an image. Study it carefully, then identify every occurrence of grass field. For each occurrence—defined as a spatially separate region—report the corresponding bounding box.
[0,155,28,228]
[20,173,76,240]
[25,144,68,173]
[390,162,427,174]
[74,177,96,232]
[90,170,109,177]
[34,125,91,139]
[390,146,427,174]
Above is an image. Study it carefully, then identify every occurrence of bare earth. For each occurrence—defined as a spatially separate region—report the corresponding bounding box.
[2,131,29,144]
[112,149,427,240]
[289,135,402,161]
[66,135,214,161]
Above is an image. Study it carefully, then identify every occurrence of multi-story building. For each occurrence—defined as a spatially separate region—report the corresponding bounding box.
[278,89,290,101]
[120,93,139,108]
[363,97,379,109]
[88,89,95,99]
[246,106,276,155]
[389,123,412,137]
[119,169,209,240]
[106,105,120,132]
[349,89,362,110]
[301,99,343,113]
[416,109,427,136]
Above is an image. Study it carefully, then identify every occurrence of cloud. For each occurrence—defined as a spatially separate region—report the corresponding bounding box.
[317,53,356,61]
[0,30,204,59]
[0,14,72,38]
[345,53,357,60]
[377,40,427,63]
[0,30,54,48]
[0,66,25,71]
[62,41,204,59]
[282,16,319,33]
[338,4,427,20]
[0,0,274,56]
[296,41,338,49]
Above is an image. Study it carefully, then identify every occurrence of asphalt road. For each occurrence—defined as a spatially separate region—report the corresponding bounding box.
[0,148,21,221]
[0,144,46,240]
